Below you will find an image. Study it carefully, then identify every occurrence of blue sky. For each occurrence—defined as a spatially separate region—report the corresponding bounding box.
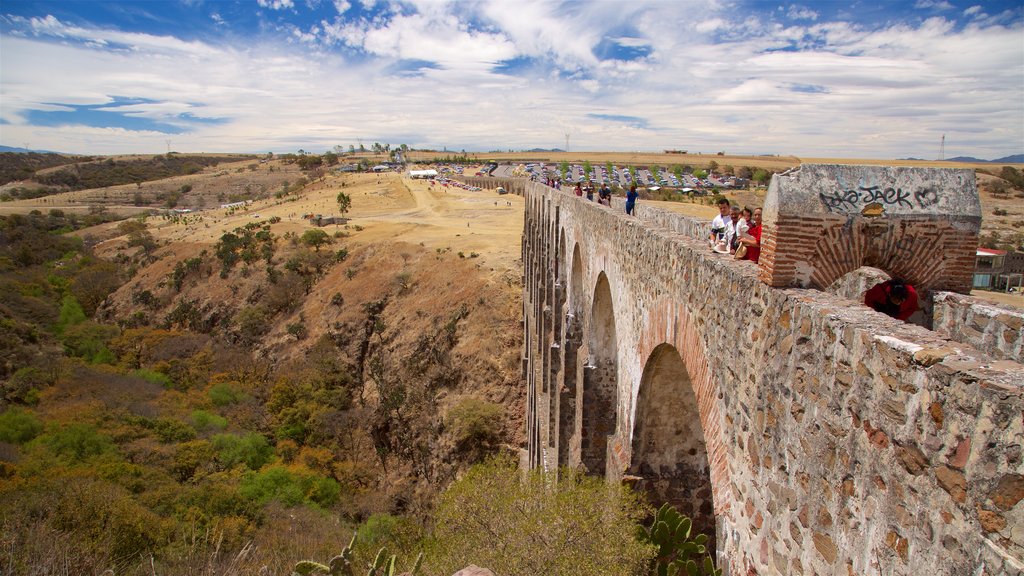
[1,0,1021,159]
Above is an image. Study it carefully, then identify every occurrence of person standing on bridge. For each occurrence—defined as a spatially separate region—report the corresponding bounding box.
[736,207,762,263]
[864,279,919,321]
[574,182,583,197]
[598,183,612,206]
[625,185,639,215]
[709,198,731,248]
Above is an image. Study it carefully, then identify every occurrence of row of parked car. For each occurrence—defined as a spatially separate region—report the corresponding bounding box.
[523,163,745,191]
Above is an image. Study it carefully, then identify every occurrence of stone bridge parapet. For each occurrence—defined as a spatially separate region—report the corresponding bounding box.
[521,174,1023,576]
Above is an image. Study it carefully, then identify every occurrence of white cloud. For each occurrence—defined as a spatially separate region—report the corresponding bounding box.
[258,0,295,10]
[786,5,819,21]
[0,1,1020,160]
[914,0,955,10]
[333,0,351,14]
[963,5,983,16]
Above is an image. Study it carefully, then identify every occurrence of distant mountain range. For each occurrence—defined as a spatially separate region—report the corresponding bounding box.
[0,145,63,154]
[947,154,1024,164]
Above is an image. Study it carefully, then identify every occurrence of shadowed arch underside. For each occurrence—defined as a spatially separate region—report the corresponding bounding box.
[630,343,715,551]
[582,272,617,476]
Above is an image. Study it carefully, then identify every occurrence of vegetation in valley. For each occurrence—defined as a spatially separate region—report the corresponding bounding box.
[0,152,93,188]
[0,153,257,200]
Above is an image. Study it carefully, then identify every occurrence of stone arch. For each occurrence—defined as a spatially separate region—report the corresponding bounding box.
[569,243,584,316]
[558,239,584,467]
[629,343,715,550]
[582,272,617,476]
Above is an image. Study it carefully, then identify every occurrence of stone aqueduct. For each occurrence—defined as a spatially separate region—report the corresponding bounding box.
[513,166,1023,576]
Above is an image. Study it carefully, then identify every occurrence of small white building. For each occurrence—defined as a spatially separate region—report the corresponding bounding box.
[409,169,439,179]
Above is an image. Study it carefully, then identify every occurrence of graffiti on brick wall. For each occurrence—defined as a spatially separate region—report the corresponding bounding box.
[819,185,940,213]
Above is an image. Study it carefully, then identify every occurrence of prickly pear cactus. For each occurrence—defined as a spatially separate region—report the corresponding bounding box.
[637,503,721,576]
[292,533,422,576]
[292,534,358,576]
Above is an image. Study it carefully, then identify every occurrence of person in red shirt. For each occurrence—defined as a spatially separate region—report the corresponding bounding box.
[864,279,919,321]
[737,207,762,263]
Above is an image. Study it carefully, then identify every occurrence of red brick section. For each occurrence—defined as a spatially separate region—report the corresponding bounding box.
[760,216,977,293]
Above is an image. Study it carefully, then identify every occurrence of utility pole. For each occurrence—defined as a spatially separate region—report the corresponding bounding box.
[565,133,570,153]
[166,140,172,154]
[939,134,945,161]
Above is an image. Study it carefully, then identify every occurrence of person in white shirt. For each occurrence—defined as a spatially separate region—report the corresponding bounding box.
[723,205,741,253]
[709,198,731,250]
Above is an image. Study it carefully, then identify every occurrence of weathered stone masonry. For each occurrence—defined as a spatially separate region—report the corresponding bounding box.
[521,168,1023,576]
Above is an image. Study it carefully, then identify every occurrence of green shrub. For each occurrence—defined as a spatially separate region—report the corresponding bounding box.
[190,409,228,432]
[427,457,653,575]
[3,366,53,404]
[239,465,341,508]
[211,432,273,470]
[36,423,115,463]
[55,294,86,334]
[0,408,43,443]
[131,367,172,387]
[60,320,117,364]
[446,397,503,451]
[150,417,196,443]
[208,382,245,406]
[355,513,422,561]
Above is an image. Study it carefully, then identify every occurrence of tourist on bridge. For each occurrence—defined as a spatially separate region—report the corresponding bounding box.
[598,183,612,206]
[736,207,762,263]
[864,279,919,321]
[723,205,742,252]
[585,185,594,202]
[625,185,639,215]
[574,182,583,197]
[709,198,731,248]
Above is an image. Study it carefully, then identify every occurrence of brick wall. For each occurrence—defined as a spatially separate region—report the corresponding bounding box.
[759,164,981,294]
[522,179,1023,576]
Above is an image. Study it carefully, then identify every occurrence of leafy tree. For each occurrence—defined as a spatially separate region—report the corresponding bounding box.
[583,160,593,182]
[427,457,653,575]
[301,229,332,252]
[752,169,770,184]
[336,191,352,218]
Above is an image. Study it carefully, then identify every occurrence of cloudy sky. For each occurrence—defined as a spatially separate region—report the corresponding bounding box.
[1,0,1022,159]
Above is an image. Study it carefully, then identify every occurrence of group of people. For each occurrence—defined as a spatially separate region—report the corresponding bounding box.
[708,198,761,263]
[573,181,615,208]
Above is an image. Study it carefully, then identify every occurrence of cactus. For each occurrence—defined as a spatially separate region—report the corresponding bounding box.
[293,534,358,576]
[292,533,423,576]
[637,503,721,576]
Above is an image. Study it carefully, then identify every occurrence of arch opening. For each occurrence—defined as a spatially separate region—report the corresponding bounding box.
[581,272,617,476]
[629,343,715,553]
[557,242,583,467]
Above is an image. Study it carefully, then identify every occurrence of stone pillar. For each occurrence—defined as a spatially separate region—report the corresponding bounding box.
[759,164,981,293]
